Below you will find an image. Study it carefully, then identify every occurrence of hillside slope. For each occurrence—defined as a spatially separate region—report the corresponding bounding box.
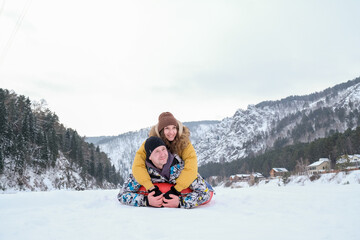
[95,77,360,177]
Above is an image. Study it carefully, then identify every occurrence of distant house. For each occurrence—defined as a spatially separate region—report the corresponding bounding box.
[269,168,288,178]
[229,174,250,182]
[250,172,265,182]
[307,158,330,174]
[336,154,360,170]
[229,172,265,182]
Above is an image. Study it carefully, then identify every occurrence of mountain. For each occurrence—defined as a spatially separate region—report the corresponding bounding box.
[85,136,117,146]
[196,77,360,165]
[88,121,220,179]
[0,89,122,191]
[92,77,360,178]
[199,125,360,179]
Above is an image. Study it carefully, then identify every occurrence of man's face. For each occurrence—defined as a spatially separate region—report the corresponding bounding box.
[149,145,168,169]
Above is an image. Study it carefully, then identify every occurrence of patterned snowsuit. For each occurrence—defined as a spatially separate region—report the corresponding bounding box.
[118,153,213,209]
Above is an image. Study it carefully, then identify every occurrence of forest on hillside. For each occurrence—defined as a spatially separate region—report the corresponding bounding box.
[199,126,360,178]
[0,89,122,188]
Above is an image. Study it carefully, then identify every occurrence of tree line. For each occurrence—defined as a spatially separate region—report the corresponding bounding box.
[199,126,360,179]
[0,89,122,187]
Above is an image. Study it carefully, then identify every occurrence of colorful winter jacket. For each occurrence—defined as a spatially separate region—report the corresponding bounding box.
[119,152,212,209]
[132,123,198,192]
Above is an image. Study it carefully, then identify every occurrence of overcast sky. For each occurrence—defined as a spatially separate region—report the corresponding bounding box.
[0,0,359,137]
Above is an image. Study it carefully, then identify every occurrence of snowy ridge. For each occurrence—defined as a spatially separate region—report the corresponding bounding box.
[0,153,113,192]
[96,122,220,174]
[92,78,360,176]
[195,105,280,164]
[195,80,360,165]
[98,128,150,177]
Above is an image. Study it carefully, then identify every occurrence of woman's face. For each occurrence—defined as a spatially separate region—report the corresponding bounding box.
[163,125,177,141]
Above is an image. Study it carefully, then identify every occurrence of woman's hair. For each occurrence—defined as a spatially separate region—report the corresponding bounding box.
[159,126,190,154]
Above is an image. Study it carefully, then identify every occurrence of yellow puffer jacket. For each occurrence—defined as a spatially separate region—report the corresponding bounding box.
[132,123,198,192]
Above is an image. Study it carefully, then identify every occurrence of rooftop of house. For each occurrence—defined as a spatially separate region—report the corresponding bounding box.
[271,168,288,172]
[337,154,360,164]
[230,172,264,178]
[308,158,330,167]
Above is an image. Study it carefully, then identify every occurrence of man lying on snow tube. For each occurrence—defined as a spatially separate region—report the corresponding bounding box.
[118,136,214,209]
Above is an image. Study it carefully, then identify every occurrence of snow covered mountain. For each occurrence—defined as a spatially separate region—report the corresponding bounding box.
[91,77,360,176]
[0,152,114,191]
[195,78,360,165]
[0,89,121,192]
[196,78,360,165]
[89,121,220,179]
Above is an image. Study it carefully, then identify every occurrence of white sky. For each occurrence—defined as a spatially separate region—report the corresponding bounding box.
[0,0,359,137]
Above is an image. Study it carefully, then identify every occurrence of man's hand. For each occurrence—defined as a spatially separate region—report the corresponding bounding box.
[163,186,181,200]
[147,191,163,207]
[148,185,162,197]
[162,194,180,208]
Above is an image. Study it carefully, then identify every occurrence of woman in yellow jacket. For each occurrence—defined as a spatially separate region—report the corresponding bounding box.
[132,112,198,194]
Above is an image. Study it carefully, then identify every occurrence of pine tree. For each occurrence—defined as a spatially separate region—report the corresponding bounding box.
[0,150,4,174]
[104,164,110,182]
[0,89,7,137]
[0,88,122,189]
[0,90,6,174]
[96,162,104,183]
[88,147,95,176]
[40,131,49,168]
[64,130,71,154]
[48,128,58,167]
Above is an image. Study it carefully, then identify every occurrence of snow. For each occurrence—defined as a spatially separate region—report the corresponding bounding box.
[95,81,360,173]
[272,167,288,172]
[309,158,330,167]
[0,153,106,191]
[337,155,360,164]
[1,171,359,240]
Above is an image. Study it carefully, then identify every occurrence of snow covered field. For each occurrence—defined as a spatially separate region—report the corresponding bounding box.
[1,171,359,240]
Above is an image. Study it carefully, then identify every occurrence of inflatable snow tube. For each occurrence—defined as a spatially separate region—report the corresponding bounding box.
[137,182,213,206]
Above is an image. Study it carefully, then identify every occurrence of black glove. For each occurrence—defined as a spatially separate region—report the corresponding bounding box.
[148,185,162,197]
[163,186,181,200]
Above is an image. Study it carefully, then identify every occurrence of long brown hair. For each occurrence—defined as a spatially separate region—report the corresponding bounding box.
[159,126,190,154]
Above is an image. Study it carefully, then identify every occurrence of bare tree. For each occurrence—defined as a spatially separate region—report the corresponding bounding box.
[295,158,309,176]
